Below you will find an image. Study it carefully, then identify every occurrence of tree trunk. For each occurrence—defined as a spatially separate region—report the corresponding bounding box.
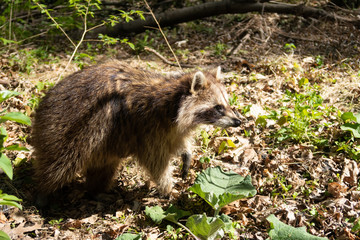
[87,0,360,37]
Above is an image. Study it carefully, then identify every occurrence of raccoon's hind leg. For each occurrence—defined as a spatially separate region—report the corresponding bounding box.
[84,159,119,194]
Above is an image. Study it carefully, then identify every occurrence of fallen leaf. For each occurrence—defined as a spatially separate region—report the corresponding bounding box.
[328,182,348,198]
[341,159,359,187]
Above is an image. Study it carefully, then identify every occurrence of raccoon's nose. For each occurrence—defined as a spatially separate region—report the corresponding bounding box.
[233,118,241,127]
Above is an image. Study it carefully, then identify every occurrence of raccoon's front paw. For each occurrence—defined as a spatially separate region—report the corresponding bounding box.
[157,179,173,197]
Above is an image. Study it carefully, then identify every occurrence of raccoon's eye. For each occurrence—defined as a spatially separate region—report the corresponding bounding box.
[214,104,225,115]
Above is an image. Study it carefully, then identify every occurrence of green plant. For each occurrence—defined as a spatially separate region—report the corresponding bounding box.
[256,79,335,145]
[27,80,54,110]
[146,167,256,240]
[166,225,188,240]
[271,173,293,198]
[0,90,31,217]
[0,90,31,240]
[213,42,227,56]
[218,139,236,154]
[315,55,324,68]
[134,31,155,54]
[32,0,143,80]
[49,218,64,228]
[7,47,52,74]
[283,43,296,53]
[267,214,327,239]
[228,93,240,107]
[336,112,360,160]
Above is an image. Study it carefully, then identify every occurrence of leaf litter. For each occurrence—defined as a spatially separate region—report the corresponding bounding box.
[0,11,360,239]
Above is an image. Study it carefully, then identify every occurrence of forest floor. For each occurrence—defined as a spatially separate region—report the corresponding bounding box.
[1,11,360,240]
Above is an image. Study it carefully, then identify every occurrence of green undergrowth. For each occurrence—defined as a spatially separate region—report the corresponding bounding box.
[255,77,359,161]
[116,167,328,240]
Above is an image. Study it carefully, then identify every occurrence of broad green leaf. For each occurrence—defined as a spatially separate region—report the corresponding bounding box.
[0,90,20,103]
[341,112,360,123]
[186,213,224,240]
[0,192,22,202]
[0,200,22,209]
[189,167,256,212]
[0,112,31,126]
[267,214,328,240]
[0,153,12,179]
[5,144,29,151]
[0,191,22,209]
[0,230,11,240]
[115,233,142,240]
[341,123,360,138]
[218,214,234,233]
[145,205,190,224]
[163,204,191,223]
[145,205,165,224]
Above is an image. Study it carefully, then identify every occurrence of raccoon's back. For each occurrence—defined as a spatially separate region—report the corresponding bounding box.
[32,62,130,161]
[31,61,172,162]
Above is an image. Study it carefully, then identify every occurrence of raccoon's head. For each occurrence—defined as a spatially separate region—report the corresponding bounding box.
[177,67,241,130]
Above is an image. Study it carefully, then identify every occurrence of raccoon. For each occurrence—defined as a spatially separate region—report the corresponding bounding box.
[31,61,241,202]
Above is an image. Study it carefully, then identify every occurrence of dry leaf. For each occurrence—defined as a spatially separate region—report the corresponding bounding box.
[328,182,348,198]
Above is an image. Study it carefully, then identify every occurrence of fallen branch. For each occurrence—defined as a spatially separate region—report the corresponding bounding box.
[87,0,360,37]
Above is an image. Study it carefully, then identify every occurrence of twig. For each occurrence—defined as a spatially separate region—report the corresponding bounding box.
[33,1,76,48]
[9,0,14,40]
[57,1,90,82]
[144,47,194,68]
[143,0,182,71]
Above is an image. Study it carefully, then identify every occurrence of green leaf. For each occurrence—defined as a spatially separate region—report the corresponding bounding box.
[341,112,360,123]
[352,218,360,232]
[227,139,236,148]
[0,112,31,126]
[277,116,288,126]
[0,126,8,147]
[145,205,165,224]
[0,90,20,103]
[341,123,360,138]
[164,204,191,224]
[0,200,22,209]
[0,153,13,179]
[145,205,191,224]
[115,233,142,240]
[256,115,267,128]
[218,141,227,154]
[189,167,256,212]
[267,214,328,240]
[0,230,11,240]
[5,144,29,151]
[186,213,225,240]
[127,42,135,50]
[0,191,22,210]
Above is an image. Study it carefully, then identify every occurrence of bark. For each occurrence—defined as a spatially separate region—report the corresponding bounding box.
[87,0,360,38]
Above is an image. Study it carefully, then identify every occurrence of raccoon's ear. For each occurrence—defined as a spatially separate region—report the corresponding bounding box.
[190,71,207,94]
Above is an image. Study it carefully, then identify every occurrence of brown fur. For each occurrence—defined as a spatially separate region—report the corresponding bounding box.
[31,61,240,198]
